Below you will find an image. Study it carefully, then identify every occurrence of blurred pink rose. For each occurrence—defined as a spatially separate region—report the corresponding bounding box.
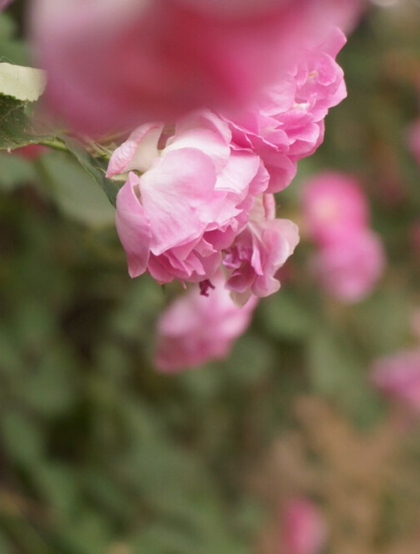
[30,0,360,135]
[301,171,369,244]
[281,497,326,554]
[109,111,269,285]
[313,229,385,303]
[407,119,420,167]
[154,273,257,372]
[223,28,347,193]
[370,348,420,412]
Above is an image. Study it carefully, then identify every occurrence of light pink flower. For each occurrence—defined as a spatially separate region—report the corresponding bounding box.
[30,0,356,135]
[154,273,257,372]
[222,28,347,192]
[407,119,420,167]
[301,171,369,244]
[224,194,300,304]
[109,111,269,285]
[281,497,326,554]
[313,229,385,303]
[370,348,420,412]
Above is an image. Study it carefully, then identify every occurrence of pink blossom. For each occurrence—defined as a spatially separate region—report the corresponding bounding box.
[301,171,369,244]
[281,497,326,554]
[224,194,300,304]
[370,348,420,412]
[30,0,356,135]
[110,111,269,285]
[313,229,385,303]
[154,273,257,372]
[407,119,420,167]
[222,28,347,192]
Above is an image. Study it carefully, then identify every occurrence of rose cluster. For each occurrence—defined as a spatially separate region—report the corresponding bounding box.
[27,0,363,369]
[103,25,350,370]
[107,29,348,307]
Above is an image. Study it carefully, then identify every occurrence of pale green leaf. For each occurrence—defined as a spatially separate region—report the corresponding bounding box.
[0,62,46,102]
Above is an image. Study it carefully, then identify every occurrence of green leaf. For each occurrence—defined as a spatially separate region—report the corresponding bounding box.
[259,289,313,340]
[0,96,53,150]
[0,410,45,466]
[39,152,115,227]
[307,328,382,425]
[0,151,38,191]
[0,63,46,102]
[63,138,120,206]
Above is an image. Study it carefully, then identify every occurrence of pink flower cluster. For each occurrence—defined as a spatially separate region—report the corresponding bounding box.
[301,172,386,302]
[30,0,360,135]
[154,272,257,372]
[108,110,299,305]
[106,26,351,303]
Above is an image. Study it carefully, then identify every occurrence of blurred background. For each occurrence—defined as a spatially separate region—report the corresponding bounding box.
[1,1,420,553]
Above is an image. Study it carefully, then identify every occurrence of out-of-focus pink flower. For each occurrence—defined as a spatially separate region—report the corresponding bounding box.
[281,497,326,554]
[224,194,299,304]
[110,111,269,285]
[407,119,420,167]
[223,28,347,193]
[301,171,369,244]
[154,273,258,372]
[370,348,420,412]
[30,0,359,135]
[313,229,385,303]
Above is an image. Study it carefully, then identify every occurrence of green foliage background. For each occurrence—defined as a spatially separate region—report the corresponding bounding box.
[1,3,420,553]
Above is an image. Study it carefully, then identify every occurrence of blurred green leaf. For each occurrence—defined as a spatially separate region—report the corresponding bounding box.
[40,152,115,228]
[0,151,38,191]
[307,328,382,425]
[259,290,313,340]
[0,410,45,465]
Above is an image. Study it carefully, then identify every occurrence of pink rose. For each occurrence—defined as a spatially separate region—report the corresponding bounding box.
[154,273,257,372]
[281,497,326,554]
[222,28,347,192]
[313,229,385,303]
[301,171,369,244]
[370,348,420,413]
[109,111,269,285]
[30,0,356,134]
[224,194,299,305]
